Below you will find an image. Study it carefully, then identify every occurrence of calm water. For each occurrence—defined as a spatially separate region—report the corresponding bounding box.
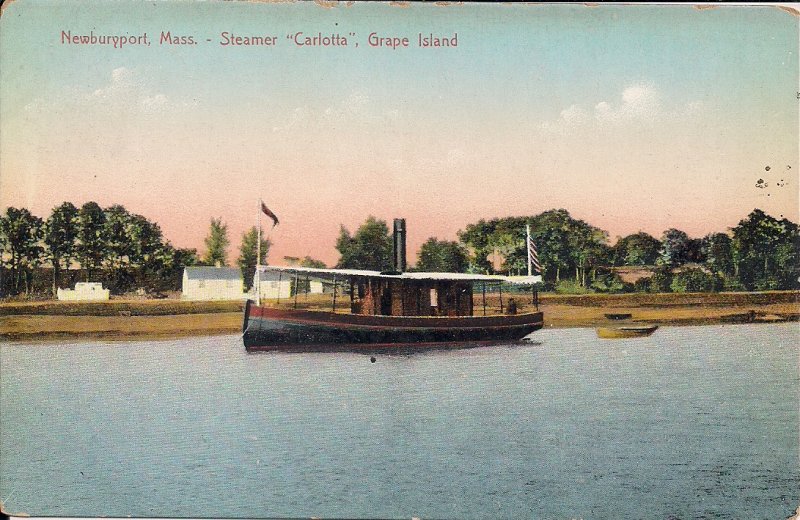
[1,324,798,519]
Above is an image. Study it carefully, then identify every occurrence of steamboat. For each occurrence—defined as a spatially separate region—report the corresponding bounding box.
[242,219,543,352]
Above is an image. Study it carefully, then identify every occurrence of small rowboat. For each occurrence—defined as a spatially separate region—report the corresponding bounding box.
[604,313,632,320]
[596,325,658,339]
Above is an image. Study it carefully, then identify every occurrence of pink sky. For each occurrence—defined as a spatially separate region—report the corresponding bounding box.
[1,4,797,266]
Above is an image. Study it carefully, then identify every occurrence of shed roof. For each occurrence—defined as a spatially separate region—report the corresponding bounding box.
[184,266,242,281]
[257,265,541,285]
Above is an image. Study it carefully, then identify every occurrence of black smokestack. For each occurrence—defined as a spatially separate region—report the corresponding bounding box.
[393,218,406,273]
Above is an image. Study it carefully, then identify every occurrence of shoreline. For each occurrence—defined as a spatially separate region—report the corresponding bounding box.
[2,291,797,343]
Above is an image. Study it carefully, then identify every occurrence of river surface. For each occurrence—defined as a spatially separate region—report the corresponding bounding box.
[1,324,798,519]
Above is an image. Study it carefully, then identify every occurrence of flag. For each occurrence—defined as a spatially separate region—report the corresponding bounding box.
[527,235,541,274]
[260,201,279,227]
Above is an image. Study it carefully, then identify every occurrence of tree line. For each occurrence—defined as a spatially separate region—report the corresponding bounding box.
[336,209,800,293]
[2,204,797,298]
[0,203,276,297]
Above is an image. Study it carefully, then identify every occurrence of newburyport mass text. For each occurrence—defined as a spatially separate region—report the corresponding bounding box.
[60,30,459,49]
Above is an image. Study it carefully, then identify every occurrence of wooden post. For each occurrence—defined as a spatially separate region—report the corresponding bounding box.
[482,283,486,316]
[534,285,539,310]
[277,271,282,304]
[332,274,337,312]
[293,272,299,309]
[499,282,504,313]
[305,274,309,300]
[349,279,354,310]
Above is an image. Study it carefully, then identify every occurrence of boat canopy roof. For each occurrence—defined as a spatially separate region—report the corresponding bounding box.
[257,265,541,285]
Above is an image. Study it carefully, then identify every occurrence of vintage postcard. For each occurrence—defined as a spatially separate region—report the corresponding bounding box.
[1,1,798,518]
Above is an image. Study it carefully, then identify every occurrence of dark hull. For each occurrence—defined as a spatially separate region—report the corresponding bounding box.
[242,300,543,352]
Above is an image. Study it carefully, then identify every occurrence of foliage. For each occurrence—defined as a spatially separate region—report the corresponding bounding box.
[237,226,272,290]
[702,232,734,276]
[299,256,326,268]
[416,238,469,273]
[670,268,721,293]
[612,232,661,266]
[44,202,78,295]
[657,228,691,267]
[458,209,610,287]
[647,267,673,293]
[731,209,800,291]
[202,218,230,267]
[590,271,631,293]
[0,207,44,294]
[237,226,271,270]
[76,201,107,281]
[335,216,393,271]
[554,280,592,294]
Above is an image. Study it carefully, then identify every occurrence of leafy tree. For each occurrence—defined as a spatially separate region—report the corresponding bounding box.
[612,232,661,266]
[416,238,469,273]
[0,207,44,294]
[647,267,673,293]
[76,201,107,281]
[237,226,271,289]
[658,228,691,267]
[44,202,78,296]
[299,256,326,268]
[702,233,734,276]
[457,219,497,273]
[458,209,609,286]
[102,205,136,290]
[670,268,721,293]
[732,209,799,290]
[335,216,393,271]
[202,218,230,266]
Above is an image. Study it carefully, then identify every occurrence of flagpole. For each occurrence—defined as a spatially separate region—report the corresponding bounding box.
[256,199,262,305]
[526,224,532,277]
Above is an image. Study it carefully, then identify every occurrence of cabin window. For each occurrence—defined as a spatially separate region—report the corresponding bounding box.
[430,288,438,306]
[198,280,205,288]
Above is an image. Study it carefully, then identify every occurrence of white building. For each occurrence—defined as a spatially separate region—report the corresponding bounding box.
[57,282,110,301]
[255,271,292,300]
[182,267,245,301]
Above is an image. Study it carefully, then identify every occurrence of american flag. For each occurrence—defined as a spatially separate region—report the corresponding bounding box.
[527,235,541,274]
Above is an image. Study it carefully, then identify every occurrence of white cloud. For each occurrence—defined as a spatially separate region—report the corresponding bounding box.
[25,66,196,115]
[541,83,698,133]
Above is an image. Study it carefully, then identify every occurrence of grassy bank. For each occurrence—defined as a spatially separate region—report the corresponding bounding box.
[1,291,797,342]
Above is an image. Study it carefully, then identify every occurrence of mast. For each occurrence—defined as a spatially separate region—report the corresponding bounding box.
[526,224,532,277]
[256,199,262,305]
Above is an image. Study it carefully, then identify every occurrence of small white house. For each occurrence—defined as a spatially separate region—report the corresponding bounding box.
[57,282,110,301]
[182,267,245,301]
[255,274,292,300]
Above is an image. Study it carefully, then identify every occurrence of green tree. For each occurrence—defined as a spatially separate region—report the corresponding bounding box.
[0,207,44,294]
[299,256,326,268]
[416,238,469,273]
[612,232,661,266]
[202,218,230,267]
[732,209,799,290]
[457,219,497,273]
[702,232,734,276]
[76,201,107,281]
[102,204,136,290]
[458,209,609,286]
[335,216,393,271]
[237,226,271,289]
[670,268,721,293]
[658,228,691,267]
[44,202,78,296]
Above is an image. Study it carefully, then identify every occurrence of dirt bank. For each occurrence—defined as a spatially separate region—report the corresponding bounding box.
[1,292,797,342]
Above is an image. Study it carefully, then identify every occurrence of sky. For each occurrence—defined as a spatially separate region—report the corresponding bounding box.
[1,1,797,266]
